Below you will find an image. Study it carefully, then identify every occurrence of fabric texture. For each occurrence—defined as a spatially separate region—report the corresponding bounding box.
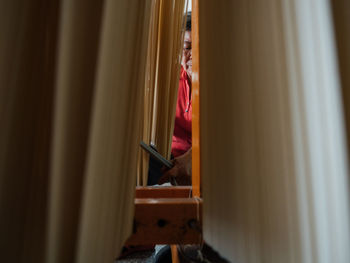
[171,67,192,157]
[332,0,350,160]
[0,0,152,262]
[199,0,350,262]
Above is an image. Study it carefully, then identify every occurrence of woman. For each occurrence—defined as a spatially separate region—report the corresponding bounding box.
[147,13,193,186]
[159,13,193,186]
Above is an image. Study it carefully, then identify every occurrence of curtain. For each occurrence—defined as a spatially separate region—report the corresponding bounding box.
[332,0,350,160]
[137,0,188,185]
[199,0,350,262]
[0,1,59,262]
[0,0,152,262]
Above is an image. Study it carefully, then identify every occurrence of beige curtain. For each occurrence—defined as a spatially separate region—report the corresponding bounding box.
[0,0,151,262]
[199,0,350,262]
[137,0,188,185]
[0,1,59,262]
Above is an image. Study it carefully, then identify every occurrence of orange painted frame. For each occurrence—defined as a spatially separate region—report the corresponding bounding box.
[191,0,201,198]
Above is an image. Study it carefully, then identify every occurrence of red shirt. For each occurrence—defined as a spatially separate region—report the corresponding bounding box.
[171,67,192,157]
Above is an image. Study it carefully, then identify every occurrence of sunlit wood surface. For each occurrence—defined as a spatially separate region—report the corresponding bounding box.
[135,186,191,198]
[126,198,202,245]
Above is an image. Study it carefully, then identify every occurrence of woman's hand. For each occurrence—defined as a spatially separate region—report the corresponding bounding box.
[158,148,192,185]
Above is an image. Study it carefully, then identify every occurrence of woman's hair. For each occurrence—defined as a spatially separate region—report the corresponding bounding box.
[186,12,191,31]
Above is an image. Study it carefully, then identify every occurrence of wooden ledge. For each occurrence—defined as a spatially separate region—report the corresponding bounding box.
[126,197,202,245]
[135,186,192,198]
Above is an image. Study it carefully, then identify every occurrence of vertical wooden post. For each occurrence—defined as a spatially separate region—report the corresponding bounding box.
[191,0,200,198]
[171,245,180,263]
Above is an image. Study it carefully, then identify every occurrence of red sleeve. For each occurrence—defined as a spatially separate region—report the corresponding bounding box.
[171,67,192,157]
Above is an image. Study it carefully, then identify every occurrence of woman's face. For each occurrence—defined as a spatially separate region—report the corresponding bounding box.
[182,30,192,79]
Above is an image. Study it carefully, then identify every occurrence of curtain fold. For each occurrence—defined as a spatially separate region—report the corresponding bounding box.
[199,0,350,262]
[74,0,151,261]
[151,0,187,160]
[46,0,105,262]
[331,0,350,160]
[0,0,152,262]
[0,1,59,262]
[137,0,187,185]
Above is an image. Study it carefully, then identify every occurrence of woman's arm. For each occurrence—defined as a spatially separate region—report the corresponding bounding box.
[158,148,192,185]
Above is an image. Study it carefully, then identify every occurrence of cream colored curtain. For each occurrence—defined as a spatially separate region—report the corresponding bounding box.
[0,0,151,262]
[137,0,188,185]
[199,0,350,262]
